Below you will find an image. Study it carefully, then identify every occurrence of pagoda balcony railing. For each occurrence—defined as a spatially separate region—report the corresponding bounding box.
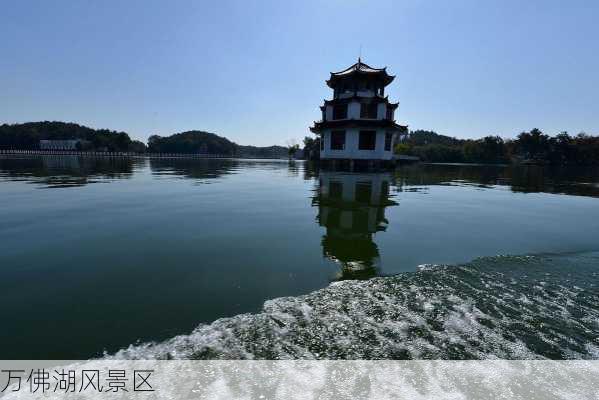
[335,91,385,100]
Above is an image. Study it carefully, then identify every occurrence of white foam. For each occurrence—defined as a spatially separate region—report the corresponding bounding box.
[109,253,599,361]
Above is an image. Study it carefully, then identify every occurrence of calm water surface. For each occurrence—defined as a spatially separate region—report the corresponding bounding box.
[1,156,598,359]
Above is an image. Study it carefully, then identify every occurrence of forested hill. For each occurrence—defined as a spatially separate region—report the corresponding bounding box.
[148,131,237,155]
[0,122,288,157]
[0,121,143,152]
[148,131,288,158]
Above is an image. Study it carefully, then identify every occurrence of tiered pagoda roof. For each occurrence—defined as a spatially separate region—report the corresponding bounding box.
[326,58,395,88]
[310,59,407,134]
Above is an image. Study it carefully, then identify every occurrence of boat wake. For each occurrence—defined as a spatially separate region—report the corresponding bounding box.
[110,252,599,360]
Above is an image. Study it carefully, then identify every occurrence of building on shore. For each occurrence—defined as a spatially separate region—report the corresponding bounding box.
[310,59,407,169]
[39,139,91,151]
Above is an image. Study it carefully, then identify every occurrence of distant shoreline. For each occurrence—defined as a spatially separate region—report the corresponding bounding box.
[3,151,597,170]
[0,149,294,160]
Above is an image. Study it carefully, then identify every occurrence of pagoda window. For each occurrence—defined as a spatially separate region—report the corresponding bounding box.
[332,104,348,120]
[385,132,393,151]
[359,130,377,150]
[330,130,346,150]
[360,103,378,119]
[320,136,324,151]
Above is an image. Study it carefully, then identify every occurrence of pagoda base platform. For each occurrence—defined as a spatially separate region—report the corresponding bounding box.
[319,158,397,172]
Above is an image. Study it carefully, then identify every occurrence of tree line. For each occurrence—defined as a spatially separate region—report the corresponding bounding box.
[393,129,599,165]
[3,122,598,165]
[0,121,145,152]
[0,122,289,157]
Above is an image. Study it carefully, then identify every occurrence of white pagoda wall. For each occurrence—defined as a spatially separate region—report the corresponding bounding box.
[324,101,392,121]
[320,129,396,160]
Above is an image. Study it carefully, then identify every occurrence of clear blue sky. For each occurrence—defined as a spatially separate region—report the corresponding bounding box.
[1,0,598,146]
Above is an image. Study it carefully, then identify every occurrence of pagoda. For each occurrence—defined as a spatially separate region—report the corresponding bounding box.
[310,59,407,168]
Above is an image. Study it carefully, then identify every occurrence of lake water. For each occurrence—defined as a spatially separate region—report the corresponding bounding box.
[1,156,598,359]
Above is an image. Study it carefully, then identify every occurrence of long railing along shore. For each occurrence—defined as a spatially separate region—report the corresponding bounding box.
[0,150,282,159]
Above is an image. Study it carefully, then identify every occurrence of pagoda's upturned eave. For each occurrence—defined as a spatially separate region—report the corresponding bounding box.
[326,74,395,88]
[330,60,387,75]
[310,119,406,132]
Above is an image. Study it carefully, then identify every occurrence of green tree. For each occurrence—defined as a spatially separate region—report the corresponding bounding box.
[393,142,412,155]
[287,144,300,159]
[516,128,550,160]
[302,136,320,160]
[463,136,507,163]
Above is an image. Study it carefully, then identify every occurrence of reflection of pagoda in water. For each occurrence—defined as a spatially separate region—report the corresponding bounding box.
[313,172,397,280]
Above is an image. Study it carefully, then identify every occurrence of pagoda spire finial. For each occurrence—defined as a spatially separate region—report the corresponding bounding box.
[358,44,362,64]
